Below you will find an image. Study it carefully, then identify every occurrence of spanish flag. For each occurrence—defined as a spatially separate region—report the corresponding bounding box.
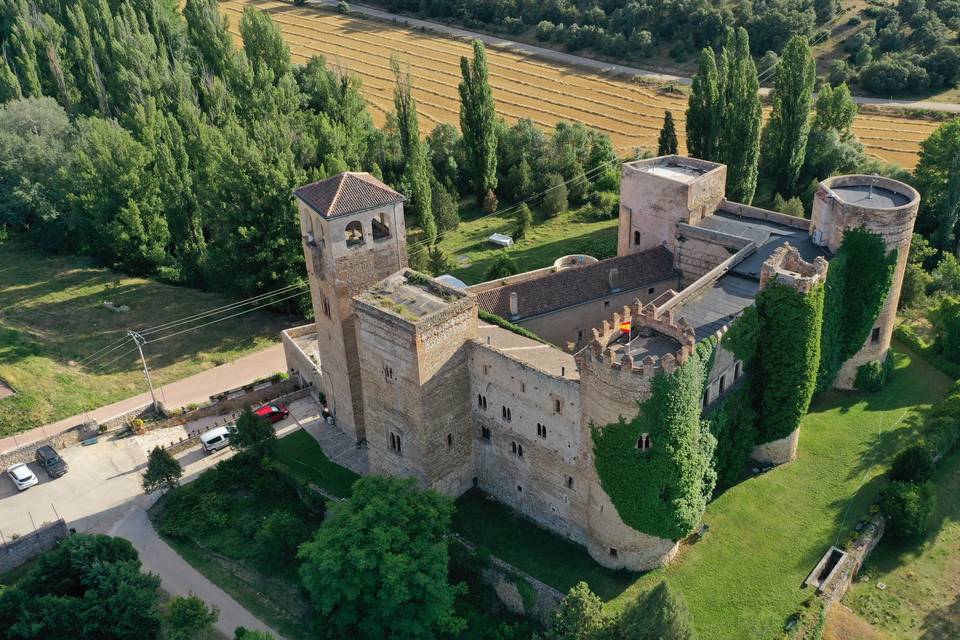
[619,320,631,333]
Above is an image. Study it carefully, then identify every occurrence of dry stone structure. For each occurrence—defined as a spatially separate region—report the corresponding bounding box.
[284,156,918,571]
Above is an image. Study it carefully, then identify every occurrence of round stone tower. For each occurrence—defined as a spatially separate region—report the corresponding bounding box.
[574,301,697,571]
[810,175,920,389]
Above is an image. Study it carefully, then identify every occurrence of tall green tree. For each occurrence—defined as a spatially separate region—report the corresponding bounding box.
[549,582,606,640]
[458,40,497,201]
[142,446,183,494]
[298,476,465,640]
[391,56,435,243]
[686,48,720,161]
[0,57,21,103]
[916,118,960,252]
[719,28,763,204]
[658,110,679,156]
[240,6,291,82]
[162,594,219,640]
[617,581,696,640]
[759,36,816,199]
[233,404,277,459]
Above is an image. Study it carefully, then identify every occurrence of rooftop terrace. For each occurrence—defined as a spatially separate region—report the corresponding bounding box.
[357,272,464,322]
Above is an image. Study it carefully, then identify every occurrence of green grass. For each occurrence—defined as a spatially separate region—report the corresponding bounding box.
[451,490,637,601]
[599,347,951,639]
[844,446,960,639]
[0,244,300,436]
[273,428,361,498]
[431,201,618,284]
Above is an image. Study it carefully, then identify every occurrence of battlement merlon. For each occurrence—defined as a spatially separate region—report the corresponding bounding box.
[759,243,829,293]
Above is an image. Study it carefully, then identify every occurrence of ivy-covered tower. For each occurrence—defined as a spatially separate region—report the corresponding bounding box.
[810,175,920,389]
[576,301,708,570]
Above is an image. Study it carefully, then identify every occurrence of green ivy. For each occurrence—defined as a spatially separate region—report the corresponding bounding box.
[854,351,895,392]
[591,344,717,541]
[704,385,757,491]
[755,281,825,444]
[817,228,897,391]
[721,306,760,366]
[478,310,550,345]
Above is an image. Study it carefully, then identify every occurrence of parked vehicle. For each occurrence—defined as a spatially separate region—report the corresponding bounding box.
[35,445,68,478]
[6,463,38,491]
[255,402,290,424]
[200,427,232,454]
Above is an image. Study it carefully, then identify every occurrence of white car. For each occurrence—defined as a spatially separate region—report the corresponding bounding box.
[7,463,38,491]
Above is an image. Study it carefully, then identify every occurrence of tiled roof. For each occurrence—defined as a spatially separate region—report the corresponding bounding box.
[294,172,404,218]
[475,247,677,320]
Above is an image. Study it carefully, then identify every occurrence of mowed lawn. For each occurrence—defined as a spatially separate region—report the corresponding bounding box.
[273,429,361,498]
[0,244,299,436]
[843,446,960,639]
[432,202,618,285]
[602,348,951,639]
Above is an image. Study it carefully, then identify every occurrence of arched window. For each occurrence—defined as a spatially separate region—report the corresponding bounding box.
[345,220,365,247]
[636,433,651,451]
[372,212,391,240]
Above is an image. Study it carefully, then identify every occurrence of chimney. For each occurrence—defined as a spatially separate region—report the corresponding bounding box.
[509,291,519,317]
[609,268,620,292]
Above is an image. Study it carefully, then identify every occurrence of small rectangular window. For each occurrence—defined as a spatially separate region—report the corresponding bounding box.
[446,433,453,448]
[481,426,491,441]
[702,389,710,408]
[871,327,881,344]
[388,431,402,455]
[734,362,742,380]
[719,375,726,394]
[554,398,562,415]
[648,287,655,295]
[609,547,619,558]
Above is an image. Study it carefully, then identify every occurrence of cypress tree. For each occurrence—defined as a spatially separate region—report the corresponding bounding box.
[392,56,436,244]
[685,48,720,160]
[719,28,762,204]
[0,57,21,103]
[658,110,679,156]
[617,581,696,640]
[10,18,42,98]
[514,202,533,239]
[459,40,497,202]
[759,36,816,199]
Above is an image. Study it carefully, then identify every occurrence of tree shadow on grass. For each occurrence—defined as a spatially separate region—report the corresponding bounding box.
[919,592,960,640]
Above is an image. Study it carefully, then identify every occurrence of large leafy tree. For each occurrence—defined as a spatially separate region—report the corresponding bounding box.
[458,40,497,202]
[298,476,465,640]
[686,48,721,161]
[142,445,183,494]
[719,28,763,204]
[758,35,816,199]
[233,404,277,459]
[391,56,435,244]
[915,118,960,251]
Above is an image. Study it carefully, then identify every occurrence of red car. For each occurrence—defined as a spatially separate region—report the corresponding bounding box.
[255,403,290,423]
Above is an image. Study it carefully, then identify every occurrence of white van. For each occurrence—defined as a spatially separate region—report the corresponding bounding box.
[200,426,231,454]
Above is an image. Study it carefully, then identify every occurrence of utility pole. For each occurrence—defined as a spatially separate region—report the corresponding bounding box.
[128,330,158,411]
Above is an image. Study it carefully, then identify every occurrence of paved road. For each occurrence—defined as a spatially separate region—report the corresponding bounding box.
[312,0,960,113]
[0,343,286,455]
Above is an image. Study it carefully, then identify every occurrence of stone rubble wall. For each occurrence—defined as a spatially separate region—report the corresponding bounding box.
[0,519,68,575]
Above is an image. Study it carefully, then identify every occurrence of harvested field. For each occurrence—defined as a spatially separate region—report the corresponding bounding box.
[222,0,940,169]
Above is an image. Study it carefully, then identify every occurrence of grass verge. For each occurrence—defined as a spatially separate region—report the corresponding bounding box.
[602,347,950,639]
[272,428,360,498]
[0,244,299,436]
[452,489,637,601]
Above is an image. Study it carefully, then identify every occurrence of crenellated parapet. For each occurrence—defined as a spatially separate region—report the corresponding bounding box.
[759,243,829,293]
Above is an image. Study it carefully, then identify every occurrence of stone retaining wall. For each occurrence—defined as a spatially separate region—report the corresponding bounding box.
[0,519,68,575]
[819,514,885,605]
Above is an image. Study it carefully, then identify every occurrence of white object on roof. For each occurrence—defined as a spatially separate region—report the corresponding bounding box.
[435,274,467,289]
[488,233,514,247]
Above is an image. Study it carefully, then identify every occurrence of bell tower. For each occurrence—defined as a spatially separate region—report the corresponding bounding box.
[293,172,407,443]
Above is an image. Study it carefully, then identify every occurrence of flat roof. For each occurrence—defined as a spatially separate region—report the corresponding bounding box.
[358,273,459,321]
[477,322,578,381]
[831,184,910,209]
[607,331,682,361]
[641,164,706,183]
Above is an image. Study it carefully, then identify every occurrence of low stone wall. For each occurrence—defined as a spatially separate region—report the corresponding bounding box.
[752,428,800,465]
[721,199,812,230]
[819,514,885,605]
[452,535,564,626]
[0,422,98,469]
[155,378,299,431]
[0,519,68,575]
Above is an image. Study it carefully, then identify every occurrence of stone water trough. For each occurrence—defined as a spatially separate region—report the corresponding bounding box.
[804,545,848,593]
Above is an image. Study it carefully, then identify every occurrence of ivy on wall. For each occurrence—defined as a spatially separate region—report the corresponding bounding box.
[755,281,825,444]
[721,306,759,366]
[817,228,897,391]
[591,341,717,541]
[704,385,757,491]
[478,310,550,345]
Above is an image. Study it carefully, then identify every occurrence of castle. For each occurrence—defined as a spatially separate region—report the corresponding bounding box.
[281,157,919,571]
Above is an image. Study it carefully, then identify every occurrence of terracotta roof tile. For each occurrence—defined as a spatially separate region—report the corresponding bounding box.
[294,172,404,218]
[474,247,677,320]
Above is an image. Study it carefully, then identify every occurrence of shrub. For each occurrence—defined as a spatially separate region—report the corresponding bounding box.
[879,480,936,541]
[542,173,568,217]
[336,1,350,13]
[255,509,310,564]
[890,444,935,482]
[854,351,895,392]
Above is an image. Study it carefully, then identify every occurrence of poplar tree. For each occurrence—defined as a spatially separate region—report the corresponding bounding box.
[686,48,720,160]
[459,40,497,202]
[719,28,762,204]
[658,110,679,156]
[0,58,21,103]
[392,56,436,244]
[759,36,816,199]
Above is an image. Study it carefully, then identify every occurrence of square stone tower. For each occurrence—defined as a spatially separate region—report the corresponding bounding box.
[293,172,407,443]
[354,271,478,496]
[618,155,726,258]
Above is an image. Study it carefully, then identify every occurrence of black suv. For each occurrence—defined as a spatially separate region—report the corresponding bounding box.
[35,445,68,478]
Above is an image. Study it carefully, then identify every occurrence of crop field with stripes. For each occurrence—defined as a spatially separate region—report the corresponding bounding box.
[222,0,938,169]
